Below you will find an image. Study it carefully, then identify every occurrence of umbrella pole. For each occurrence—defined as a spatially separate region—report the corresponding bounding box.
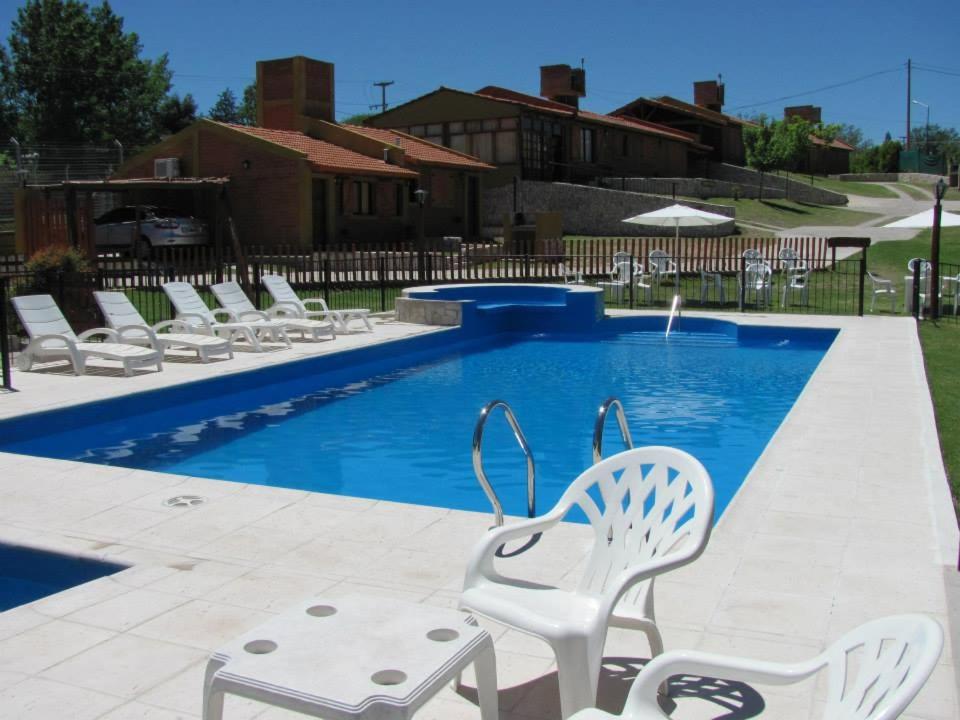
[675,222,680,294]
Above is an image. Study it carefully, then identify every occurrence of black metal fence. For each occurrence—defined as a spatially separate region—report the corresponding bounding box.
[2,243,956,392]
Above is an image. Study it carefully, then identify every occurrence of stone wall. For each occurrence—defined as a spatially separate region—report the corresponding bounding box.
[482,181,736,237]
[395,297,461,326]
[832,172,949,185]
[597,176,786,200]
[708,163,848,205]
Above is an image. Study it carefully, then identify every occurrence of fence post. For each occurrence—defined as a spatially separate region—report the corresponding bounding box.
[0,276,12,391]
[323,258,331,299]
[378,255,387,312]
[913,260,922,321]
[857,247,866,317]
[739,256,746,312]
[628,255,635,308]
[253,263,262,309]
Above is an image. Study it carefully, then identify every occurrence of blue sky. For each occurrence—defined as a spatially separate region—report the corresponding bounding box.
[1,0,958,144]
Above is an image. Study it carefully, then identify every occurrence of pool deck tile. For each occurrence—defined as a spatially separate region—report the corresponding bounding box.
[0,312,957,718]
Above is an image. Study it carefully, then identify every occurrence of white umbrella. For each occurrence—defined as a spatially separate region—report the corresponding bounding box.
[882,208,960,228]
[623,203,732,241]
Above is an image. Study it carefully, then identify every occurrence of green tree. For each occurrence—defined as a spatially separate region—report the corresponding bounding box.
[237,83,256,126]
[1,0,172,147]
[208,88,239,123]
[781,117,812,172]
[157,92,197,136]
[836,123,871,152]
[341,112,374,125]
[743,116,789,199]
[877,137,903,173]
[917,124,960,163]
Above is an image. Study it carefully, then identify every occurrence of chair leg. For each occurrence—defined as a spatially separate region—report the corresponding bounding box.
[202,659,226,720]
[553,635,603,719]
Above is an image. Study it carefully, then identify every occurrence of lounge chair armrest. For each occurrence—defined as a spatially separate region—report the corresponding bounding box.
[77,327,119,342]
[624,649,822,705]
[265,302,302,318]
[210,308,239,322]
[151,319,191,334]
[176,313,216,333]
[300,297,327,306]
[28,333,79,349]
[115,324,159,345]
[463,507,569,587]
[236,310,269,322]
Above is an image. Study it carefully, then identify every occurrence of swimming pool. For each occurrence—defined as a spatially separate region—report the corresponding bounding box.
[0,315,836,521]
[0,544,126,611]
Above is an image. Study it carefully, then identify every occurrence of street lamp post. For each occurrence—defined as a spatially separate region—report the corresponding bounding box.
[911,99,930,153]
[413,188,428,282]
[930,177,948,319]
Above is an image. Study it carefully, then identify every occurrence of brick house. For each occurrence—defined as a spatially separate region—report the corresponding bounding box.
[365,64,708,188]
[116,56,493,247]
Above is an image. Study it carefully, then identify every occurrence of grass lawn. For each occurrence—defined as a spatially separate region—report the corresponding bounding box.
[779,172,897,199]
[701,198,879,230]
[893,183,931,200]
[918,321,960,517]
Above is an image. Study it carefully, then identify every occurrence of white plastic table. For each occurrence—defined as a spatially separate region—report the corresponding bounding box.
[202,595,497,720]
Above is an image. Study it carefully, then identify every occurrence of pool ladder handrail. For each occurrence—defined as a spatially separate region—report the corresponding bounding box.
[665,294,682,338]
[592,397,634,464]
[472,399,535,528]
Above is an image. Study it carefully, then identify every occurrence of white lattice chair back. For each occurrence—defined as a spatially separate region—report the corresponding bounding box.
[557,446,714,598]
[742,248,762,262]
[610,261,635,283]
[163,282,216,324]
[11,294,77,346]
[648,249,675,275]
[816,614,942,719]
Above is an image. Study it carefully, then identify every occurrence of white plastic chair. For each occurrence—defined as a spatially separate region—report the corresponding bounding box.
[698,268,725,304]
[211,281,335,342]
[598,261,640,302]
[163,281,291,352]
[647,250,677,286]
[261,274,372,332]
[741,262,773,307]
[777,246,806,273]
[11,294,163,376]
[559,263,584,285]
[94,291,234,362]
[460,446,715,718]
[780,267,810,307]
[905,259,933,313]
[866,271,897,313]
[941,272,960,315]
[569,614,942,720]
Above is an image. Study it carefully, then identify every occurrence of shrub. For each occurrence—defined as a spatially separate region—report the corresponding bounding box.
[23,244,91,274]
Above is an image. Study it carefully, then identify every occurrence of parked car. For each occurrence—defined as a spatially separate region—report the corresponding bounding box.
[93,206,208,257]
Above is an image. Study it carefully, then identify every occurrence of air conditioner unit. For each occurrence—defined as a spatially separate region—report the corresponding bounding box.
[154,158,180,178]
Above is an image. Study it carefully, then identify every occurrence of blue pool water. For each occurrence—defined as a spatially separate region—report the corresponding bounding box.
[0,544,125,611]
[0,317,835,520]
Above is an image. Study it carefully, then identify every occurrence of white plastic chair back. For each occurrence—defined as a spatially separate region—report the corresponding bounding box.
[610,261,634,284]
[11,294,78,345]
[907,258,931,279]
[778,247,798,271]
[557,447,714,597]
[93,291,152,341]
[648,249,674,274]
[163,282,216,324]
[211,281,257,315]
[818,615,942,719]
[742,248,762,262]
[262,274,307,313]
[612,251,631,267]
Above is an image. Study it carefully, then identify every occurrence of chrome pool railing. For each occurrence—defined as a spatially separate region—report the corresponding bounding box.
[592,397,634,464]
[472,399,536,528]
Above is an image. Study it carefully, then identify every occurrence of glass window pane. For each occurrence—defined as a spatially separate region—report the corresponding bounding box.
[427,123,443,135]
[450,134,468,153]
[495,131,517,163]
[465,120,482,132]
[482,119,498,131]
[472,133,493,162]
[449,121,464,133]
[500,117,518,130]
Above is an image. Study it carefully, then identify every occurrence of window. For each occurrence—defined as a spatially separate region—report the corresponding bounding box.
[482,119,498,131]
[495,131,517,163]
[409,125,426,137]
[353,180,375,215]
[427,123,442,136]
[465,120,483,132]
[580,128,595,163]
[395,183,404,216]
[449,134,468,153]
[472,133,493,163]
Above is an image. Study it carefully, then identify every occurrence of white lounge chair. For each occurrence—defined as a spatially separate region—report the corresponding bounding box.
[11,294,163,376]
[460,446,714,718]
[210,281,335,342]
[569,614,942,720]
[162,281,291,352]
[261,274,372,332]
[93,291,234,363]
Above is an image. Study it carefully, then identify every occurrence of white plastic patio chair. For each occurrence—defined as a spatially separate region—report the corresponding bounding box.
[698,268,725,304]
[569,614,942,720]
[780,267,810,307]
[741,262,773,307]
[866,271,897,313]
[93,291,234,363]
[905,259,933,313]
[460,446,714,719]
[598,261,641,302]
[941,272,960,315]
[559,263,584,285]
[11,294,163,376]
[777,246,806,273]
[261,274,372,333]
[647,250,677,286]
[162,281,291,352]
[211,281,335,342]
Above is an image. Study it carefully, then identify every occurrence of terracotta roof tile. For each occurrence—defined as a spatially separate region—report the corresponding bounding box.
[345,126,495,170]
[219,123,417,178]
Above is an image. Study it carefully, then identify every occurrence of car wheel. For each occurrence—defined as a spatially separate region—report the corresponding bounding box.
[136,237,152,261]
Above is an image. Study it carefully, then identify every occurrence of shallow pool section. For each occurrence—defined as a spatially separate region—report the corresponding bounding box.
[0,317,836,521]
[0,544,126,611]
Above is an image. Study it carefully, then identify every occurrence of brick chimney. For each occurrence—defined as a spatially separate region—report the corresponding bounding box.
[256,56,335,130]
[784,105,822,124]
[693,80,724,112]
[540,64,586,109]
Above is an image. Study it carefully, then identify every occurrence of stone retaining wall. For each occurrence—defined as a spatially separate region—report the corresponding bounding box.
[597,176,786,200]
[482,181,736,237]
[832,172,948,185]
[395,297,461,326]
[708,163,848,205]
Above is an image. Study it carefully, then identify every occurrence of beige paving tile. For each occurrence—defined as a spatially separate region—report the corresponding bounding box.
[138,660,263,719]
[204,568,338,612]
[0,677,124,719]
[0,618,114,674]
[0,604,51,641]
[66,587,190,632]
[709,588,832,641]
[98,700,199,719]
[41,633,206,699]
[131,599,273,651]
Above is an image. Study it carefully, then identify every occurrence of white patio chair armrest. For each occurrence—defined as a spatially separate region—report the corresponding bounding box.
[77,327,120,342]
[211,308,239,322]
[176,313,215,333]
[301,298,327,307]
[263,303,298,318]
[624,649,822,704]
[463,507,568,586]
[115,324,159,345]
[236,310,269,322]
[29,333,79,349]
[152,319,191,334]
